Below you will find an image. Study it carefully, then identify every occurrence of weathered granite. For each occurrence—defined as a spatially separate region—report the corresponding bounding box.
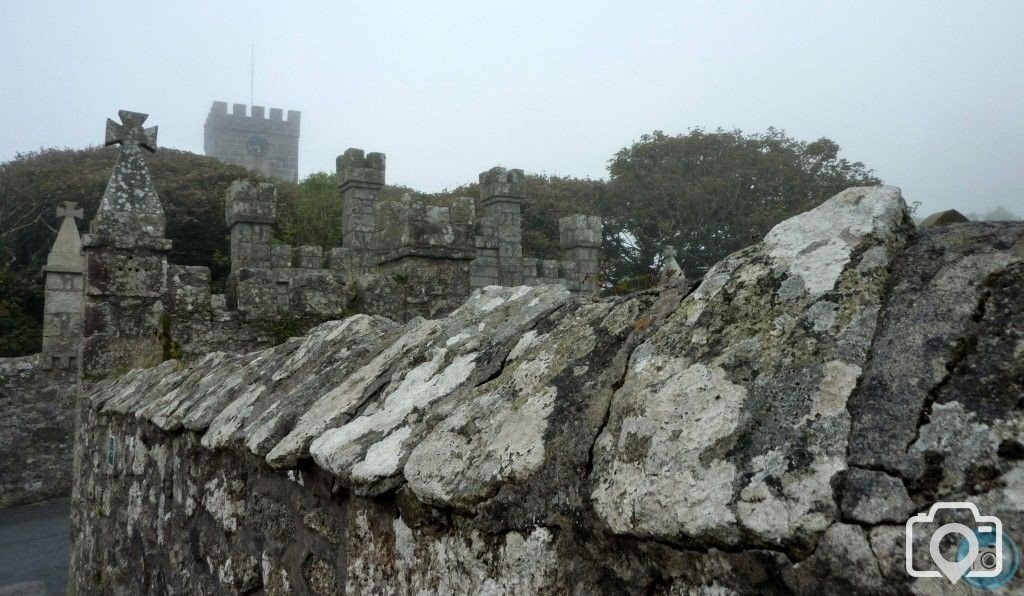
[591,186,912,552]
[69,186,1024,594]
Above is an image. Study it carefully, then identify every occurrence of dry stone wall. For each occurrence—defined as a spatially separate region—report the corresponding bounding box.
[0,356,76,508]
[70,186,1024,593]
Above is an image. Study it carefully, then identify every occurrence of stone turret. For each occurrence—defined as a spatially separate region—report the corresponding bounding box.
[559,215,603,292]
[338,148,385,257]
[477,167,525,286]
[225,180,277,272]
[41,201,85,371]
[81,110,171,380]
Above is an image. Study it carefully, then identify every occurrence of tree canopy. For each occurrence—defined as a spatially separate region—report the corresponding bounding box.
[601,128,880,283]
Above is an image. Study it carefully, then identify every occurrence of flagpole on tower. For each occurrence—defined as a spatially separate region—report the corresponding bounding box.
[250,44,255,106]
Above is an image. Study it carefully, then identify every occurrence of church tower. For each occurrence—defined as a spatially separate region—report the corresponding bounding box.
[204,102,300,183]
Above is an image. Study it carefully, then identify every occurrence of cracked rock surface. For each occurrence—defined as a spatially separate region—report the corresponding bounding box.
[71,188,1024,594]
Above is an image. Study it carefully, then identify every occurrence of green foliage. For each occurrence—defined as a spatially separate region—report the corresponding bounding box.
[275,171,344,248]
[602,128,880,281]
[0,256,42,356]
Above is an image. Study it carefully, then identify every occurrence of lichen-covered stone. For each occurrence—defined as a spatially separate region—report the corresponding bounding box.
[590,186,912,551]
[837,467,915,525]
[306,285,572,493]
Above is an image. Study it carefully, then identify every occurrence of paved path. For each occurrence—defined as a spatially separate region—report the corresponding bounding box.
[0,498,70,595]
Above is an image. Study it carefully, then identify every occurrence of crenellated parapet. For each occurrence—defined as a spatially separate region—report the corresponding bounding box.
[204,102,300,183]
[375,193,475,259]
[471,166,602,292]
[223,184,347,320]
[206,101,301,130]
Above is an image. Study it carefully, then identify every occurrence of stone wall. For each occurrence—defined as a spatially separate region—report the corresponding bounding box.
[0,356,76,508]
[204,102,300,183]
[71,187,1024,593]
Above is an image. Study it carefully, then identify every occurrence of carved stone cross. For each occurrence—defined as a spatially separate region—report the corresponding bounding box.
[104,110,158,153]
[56,201,83,221]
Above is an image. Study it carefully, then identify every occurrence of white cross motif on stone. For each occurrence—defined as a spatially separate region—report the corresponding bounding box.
[104,110,158,153]
[56,201,83,221]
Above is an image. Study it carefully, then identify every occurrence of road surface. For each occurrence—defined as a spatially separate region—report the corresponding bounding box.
[0,498,70,595]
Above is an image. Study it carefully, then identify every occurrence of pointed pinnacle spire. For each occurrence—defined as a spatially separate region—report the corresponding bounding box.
[89,110,168,245]
[45,201,84,273]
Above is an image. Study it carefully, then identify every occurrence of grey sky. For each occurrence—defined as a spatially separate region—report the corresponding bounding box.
[2,1,1022,217]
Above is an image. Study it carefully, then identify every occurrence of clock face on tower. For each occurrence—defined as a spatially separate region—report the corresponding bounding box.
[245,135,270,157]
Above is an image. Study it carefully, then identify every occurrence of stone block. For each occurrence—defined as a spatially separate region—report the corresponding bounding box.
[522,258,538,278]
[85,251,166,299]
[295,246,324,269]
[289,271,349,318]
[272,245,292,268]
[226,180,278,227]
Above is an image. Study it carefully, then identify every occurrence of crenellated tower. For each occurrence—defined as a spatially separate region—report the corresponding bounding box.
[204,102,300,183]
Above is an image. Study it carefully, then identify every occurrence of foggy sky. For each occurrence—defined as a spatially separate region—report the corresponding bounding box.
[2,1,1022,218]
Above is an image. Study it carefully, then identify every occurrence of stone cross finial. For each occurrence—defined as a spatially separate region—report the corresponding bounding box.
[104,110,158,153]
[56,201,83,221]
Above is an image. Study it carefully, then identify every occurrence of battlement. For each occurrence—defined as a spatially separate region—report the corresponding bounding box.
[207,101,301,133]
[205,101,301,183]
[337,148,386,189]
[559,214,602,249]
[479,167,525,204]
[375,194,475,260]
